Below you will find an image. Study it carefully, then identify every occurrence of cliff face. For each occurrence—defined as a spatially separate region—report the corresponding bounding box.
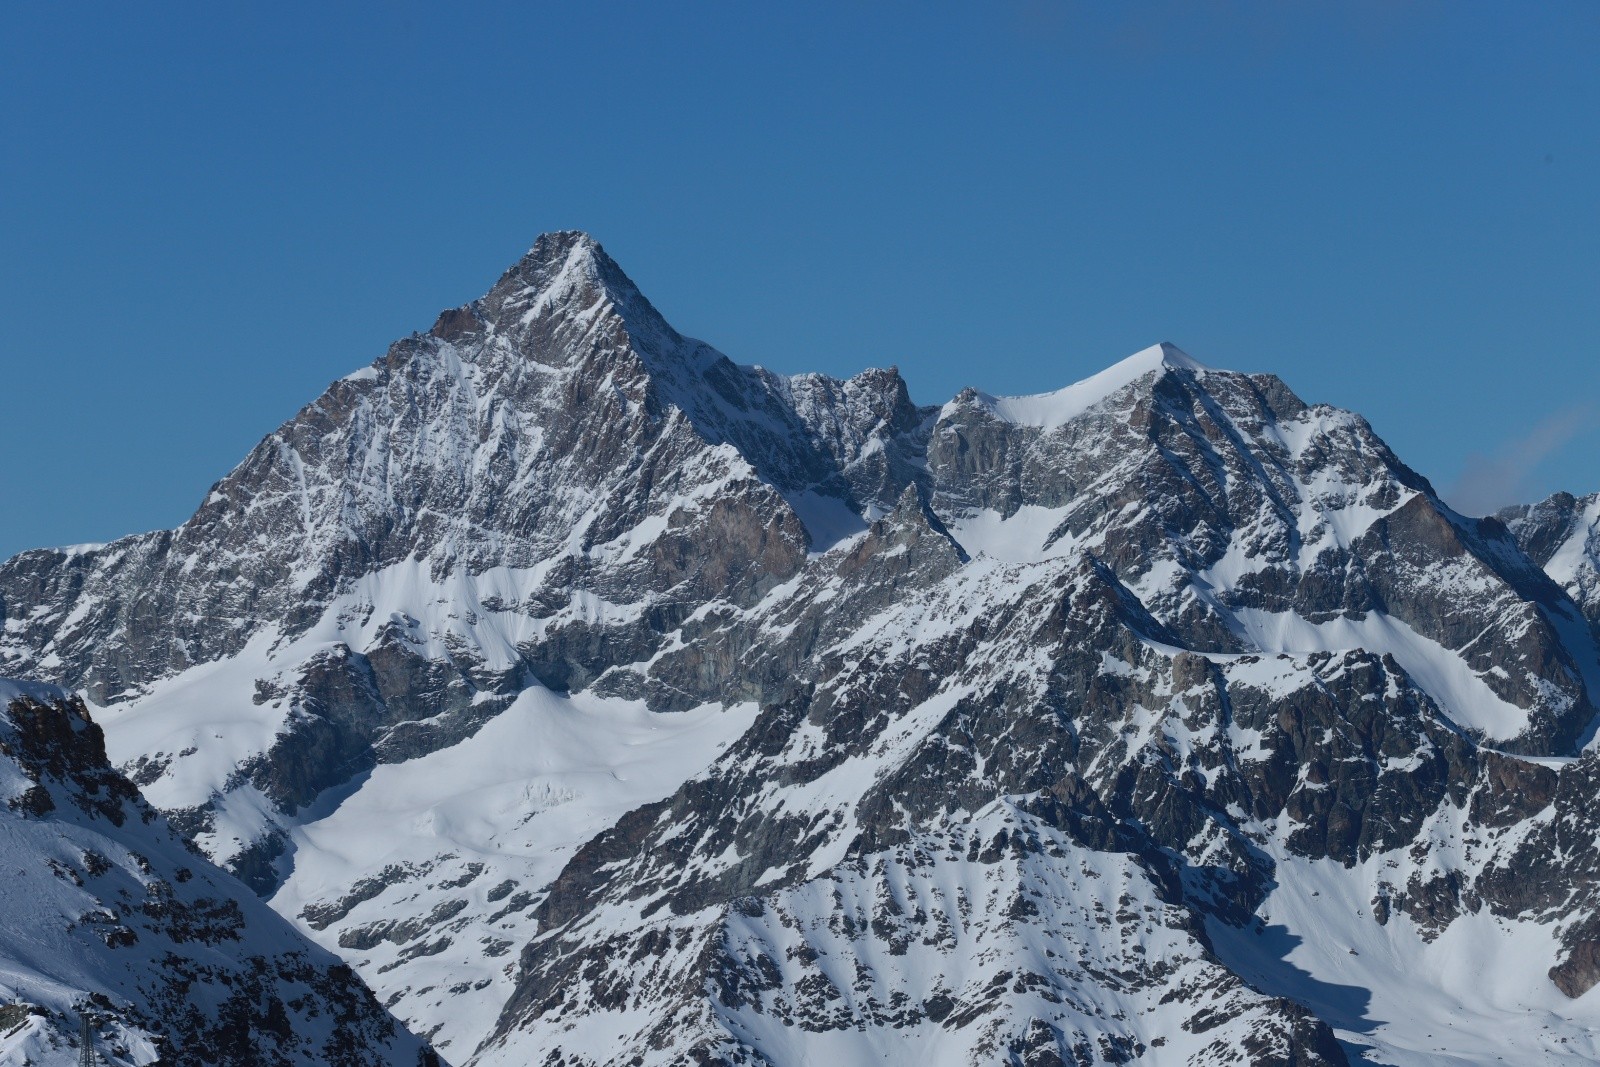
[3,234,1599,1064]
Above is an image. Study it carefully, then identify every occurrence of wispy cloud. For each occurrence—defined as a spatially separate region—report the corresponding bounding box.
[1445,405,1597,516]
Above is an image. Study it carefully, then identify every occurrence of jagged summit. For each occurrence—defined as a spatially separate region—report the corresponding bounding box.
[421,229,679,357]
[494,230,652,319]
[522,227,602,261]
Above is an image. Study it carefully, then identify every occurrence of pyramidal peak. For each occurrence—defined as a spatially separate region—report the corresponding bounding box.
[524,227,602,260]
[416,230,681,359]
[495,231,659,327]
[960,340,1212,431]
[508,229,616,298]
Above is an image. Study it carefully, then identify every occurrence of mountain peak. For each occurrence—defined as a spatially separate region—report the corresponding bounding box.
[503,229,625,305]
[1090,340,1210,381]
[1145,340,1208,371]
[518,229,605,272]
[442,229,681,354]
[528,227,599,250]
[957,341,1211,431]
[425,231,618,342]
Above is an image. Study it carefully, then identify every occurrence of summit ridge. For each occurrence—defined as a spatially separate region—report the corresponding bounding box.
[959,339,1210,431]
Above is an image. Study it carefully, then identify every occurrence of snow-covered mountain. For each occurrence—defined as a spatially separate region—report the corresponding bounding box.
[0,680,427,1066]
[3,232,1600,1064]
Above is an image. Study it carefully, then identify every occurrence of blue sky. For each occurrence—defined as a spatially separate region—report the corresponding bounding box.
[2,2,1596,558]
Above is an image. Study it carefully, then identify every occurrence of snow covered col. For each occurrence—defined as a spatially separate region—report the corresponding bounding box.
[2,232,1599,1064]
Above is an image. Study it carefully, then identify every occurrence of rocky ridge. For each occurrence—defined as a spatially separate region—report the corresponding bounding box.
[1502,491,1600,626]
[0,680,428,1066]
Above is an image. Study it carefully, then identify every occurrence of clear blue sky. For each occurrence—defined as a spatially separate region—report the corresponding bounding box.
[3,2,1597,558]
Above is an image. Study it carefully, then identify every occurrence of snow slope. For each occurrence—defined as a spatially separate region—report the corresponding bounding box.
[271,689,756,1054]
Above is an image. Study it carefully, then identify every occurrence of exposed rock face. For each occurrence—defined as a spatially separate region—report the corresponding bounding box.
[1501,490,1600,625]
[2,233,1600,1064]
[0,680,426,1067]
